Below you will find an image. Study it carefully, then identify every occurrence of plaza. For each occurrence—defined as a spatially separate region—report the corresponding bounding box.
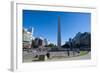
[23,49,90,62]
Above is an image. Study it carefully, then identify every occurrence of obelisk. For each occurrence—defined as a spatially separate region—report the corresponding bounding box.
[57,16,61,48]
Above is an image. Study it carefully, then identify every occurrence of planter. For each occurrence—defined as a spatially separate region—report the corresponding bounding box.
[38,55,45,61]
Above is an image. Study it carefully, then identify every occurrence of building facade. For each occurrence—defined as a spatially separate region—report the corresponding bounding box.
[34,37,48,48]
[23,27,34,49]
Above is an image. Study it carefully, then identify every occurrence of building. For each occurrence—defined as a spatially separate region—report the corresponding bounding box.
[23,27,34,49]
[62,32,91,50]
[72,32,91,47]
[34,37,48,48]
[44,39,48,46]
[72,32,91,50]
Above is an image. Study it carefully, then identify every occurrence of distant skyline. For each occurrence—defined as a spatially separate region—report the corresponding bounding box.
[23,10,91,45]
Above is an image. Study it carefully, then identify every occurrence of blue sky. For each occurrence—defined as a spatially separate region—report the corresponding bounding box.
[23,10,91,45]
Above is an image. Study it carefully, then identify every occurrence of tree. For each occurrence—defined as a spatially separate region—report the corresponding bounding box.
[48,43,56,48]
[62,43,70,48]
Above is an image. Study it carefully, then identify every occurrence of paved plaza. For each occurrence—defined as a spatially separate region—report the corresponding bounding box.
[23,49,91,63]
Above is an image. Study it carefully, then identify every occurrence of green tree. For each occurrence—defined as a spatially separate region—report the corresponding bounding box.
[48,43,56,48]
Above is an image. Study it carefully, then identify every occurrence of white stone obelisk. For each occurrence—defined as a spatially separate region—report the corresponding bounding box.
[57,16,61,48]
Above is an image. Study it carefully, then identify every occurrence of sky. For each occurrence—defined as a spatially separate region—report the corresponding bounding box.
[23,10,91,45]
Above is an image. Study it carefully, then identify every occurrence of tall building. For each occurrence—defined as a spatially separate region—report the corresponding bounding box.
[34,37,48,48]
[57,16,61,48]
[23,27,34,49]
[27,26,34,36]
[44,39,48,46]
[72,32,91,49]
